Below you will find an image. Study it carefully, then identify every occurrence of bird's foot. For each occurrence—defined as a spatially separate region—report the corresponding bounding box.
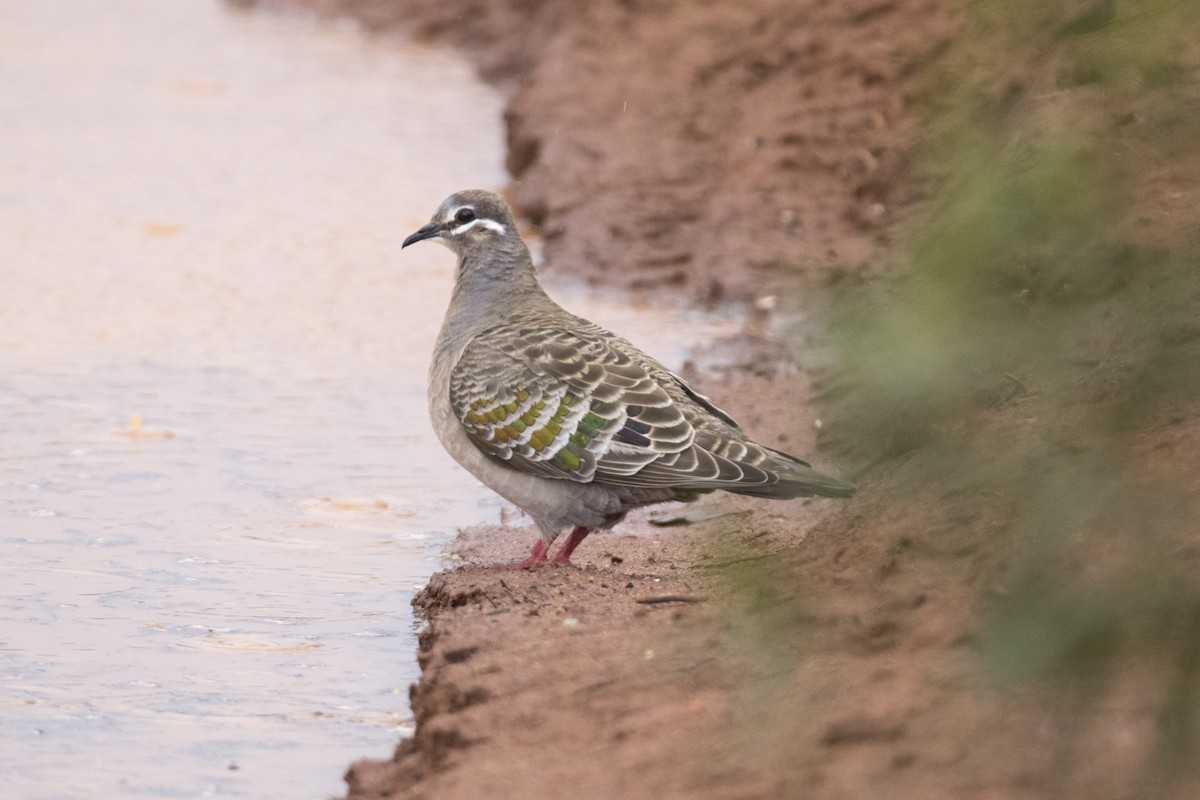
[496,527,592,569]
[551,526,591,567]
[496,539,549,570]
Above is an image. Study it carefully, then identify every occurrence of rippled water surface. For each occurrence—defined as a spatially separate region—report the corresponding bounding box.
[0,2,738,798]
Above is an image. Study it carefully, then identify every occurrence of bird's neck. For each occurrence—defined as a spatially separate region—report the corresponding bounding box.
[438,247,553,349]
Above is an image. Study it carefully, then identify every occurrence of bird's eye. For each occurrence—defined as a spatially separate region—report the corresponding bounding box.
[455,207,476,224]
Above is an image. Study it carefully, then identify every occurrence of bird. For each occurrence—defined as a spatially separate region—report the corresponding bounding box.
[403,190,855,568]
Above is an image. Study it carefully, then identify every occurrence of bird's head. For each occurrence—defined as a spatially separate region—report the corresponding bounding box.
[402,190,517,257]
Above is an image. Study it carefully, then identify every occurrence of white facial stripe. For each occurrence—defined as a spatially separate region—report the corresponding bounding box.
[450,218,506,237]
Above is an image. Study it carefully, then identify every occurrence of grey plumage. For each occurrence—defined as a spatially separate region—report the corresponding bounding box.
[403,190,854,567]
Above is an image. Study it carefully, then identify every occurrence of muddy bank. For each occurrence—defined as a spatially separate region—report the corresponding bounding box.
[232,1,1200,799]
[229,0,964,797]
[273,1,963,797]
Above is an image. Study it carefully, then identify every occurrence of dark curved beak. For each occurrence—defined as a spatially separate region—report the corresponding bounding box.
[402,222,442,248]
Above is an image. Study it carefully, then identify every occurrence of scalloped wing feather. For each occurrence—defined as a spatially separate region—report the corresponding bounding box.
[447,318,849,498]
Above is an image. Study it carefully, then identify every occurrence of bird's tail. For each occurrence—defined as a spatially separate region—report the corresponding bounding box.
[734,447,856,499]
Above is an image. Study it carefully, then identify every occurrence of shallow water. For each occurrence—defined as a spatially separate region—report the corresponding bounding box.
[0,2,738,798]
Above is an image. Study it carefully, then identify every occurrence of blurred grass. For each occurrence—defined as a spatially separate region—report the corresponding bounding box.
[731,0,1200,795]
[833,0,1200,792]
[824,0,1200,465]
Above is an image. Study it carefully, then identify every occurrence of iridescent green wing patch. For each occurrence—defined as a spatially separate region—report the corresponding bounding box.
[448,320,706,485]
[456,385,608,480]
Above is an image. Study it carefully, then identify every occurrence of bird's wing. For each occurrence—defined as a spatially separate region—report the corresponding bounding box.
[448,321,789,492]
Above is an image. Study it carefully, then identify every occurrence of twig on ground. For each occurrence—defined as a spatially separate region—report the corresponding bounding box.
[635,594,708,605]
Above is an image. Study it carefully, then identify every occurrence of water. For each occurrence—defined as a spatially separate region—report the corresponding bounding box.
[0,2,739,798]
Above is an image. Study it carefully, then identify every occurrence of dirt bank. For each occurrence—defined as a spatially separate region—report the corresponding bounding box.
[232,1,1200,798]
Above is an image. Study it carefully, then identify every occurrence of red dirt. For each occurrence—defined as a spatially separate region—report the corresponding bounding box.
[232,1,1200,798]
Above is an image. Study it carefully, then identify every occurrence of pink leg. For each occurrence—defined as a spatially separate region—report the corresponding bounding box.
[497,539,549,570]
[552,526,591,566]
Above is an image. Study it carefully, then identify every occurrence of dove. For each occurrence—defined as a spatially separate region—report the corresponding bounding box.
[404,190,854,568]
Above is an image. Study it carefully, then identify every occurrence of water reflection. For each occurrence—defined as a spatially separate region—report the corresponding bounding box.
[1,362,490,798]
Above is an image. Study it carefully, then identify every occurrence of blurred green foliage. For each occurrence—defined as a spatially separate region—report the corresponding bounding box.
[825,0,1200,465]
[808,0,1200,794]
